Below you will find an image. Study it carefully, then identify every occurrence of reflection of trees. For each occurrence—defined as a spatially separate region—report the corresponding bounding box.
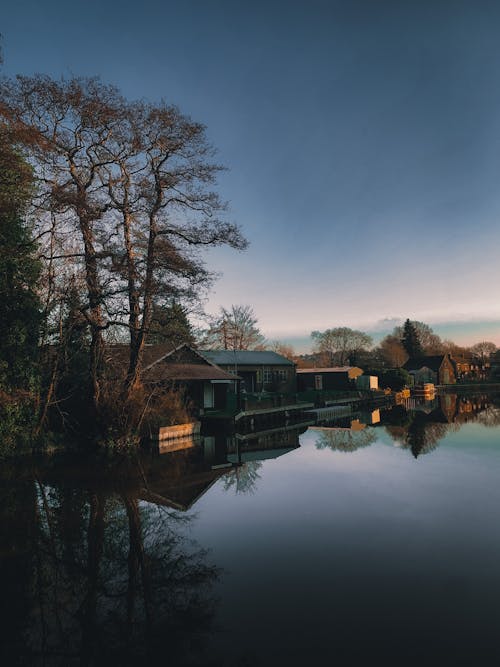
[314,428,376,453]
[385,414,459,458]
[223,461,262,495]
[405,419,448,458]
[0,471,220,666]
[475,406,500,428]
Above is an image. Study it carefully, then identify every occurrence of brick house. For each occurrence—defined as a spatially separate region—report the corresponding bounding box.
[403,354,456,385]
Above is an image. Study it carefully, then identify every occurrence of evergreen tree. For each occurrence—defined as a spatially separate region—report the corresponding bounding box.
[146,301,195,347]
[401,319,423,359]
[0,132,41,392]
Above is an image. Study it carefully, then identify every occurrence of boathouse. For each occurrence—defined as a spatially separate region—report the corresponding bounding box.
[104,343,239,414]
[200,350,297,394]
[141,344,240,412]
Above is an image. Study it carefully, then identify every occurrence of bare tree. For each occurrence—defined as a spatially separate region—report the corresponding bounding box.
[470,341,497,364]
[269,340,296,360]
[202,305,265,350]
[311,327,372,366]
[0,75,247,423]
[378,334,408,367]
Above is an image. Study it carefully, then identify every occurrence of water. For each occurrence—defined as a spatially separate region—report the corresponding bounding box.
[1,392,500,665]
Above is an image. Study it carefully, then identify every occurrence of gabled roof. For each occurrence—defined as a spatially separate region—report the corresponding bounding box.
[104,343,238,382]
[200,350,295,366]
[403,355,447,372]
[143,344,238,382]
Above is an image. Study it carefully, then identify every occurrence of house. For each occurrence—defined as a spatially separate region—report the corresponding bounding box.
[142,344,239,412]
[451,352,490,381]
[296,366,363,391]
[200,350,297,394]
[403,354,456,385]
[104,343,239,414]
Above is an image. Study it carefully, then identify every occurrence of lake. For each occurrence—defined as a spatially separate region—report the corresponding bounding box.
[1,391,500,665]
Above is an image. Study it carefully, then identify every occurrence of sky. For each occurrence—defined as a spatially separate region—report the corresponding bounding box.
[2,0,500,350]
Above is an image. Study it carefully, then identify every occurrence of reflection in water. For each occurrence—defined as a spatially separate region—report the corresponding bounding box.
[310,393,499,459]
[223,460,263,495]
[223,424,306,494]
[312,418,377,453]
[381,393,494,457]
[475,404,500,427]
[2,395,500,665]
[0,467,220,666]
[0,424,310,665]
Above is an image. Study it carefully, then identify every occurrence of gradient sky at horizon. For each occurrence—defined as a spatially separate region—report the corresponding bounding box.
[3,0,500,350]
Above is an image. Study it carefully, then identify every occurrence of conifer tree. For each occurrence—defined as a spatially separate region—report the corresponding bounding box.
[0,131,41,391]
[401,319,423,358]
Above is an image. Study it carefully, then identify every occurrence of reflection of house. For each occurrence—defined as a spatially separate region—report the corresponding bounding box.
[227,425,303,463]
[296,366,363,391]
[403,354,456,385]
[140,440,230,511]
[201,350,296,393]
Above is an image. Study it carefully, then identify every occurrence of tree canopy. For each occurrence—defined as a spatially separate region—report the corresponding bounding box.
[470,341,497,363]
[311,327,372,366]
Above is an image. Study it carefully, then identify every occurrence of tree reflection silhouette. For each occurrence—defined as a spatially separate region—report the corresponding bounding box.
[0,469,220,666]
[314,427,376,453]
[223,461,262,495]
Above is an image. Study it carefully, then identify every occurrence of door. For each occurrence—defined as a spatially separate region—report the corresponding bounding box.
[203,382,214,408]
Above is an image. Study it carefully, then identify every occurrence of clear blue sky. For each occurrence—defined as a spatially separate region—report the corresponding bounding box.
[3,0,500,349]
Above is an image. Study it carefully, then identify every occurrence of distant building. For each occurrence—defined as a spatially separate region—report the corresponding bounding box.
[200,350,297,394]
[451,352,489,381]
[403,354,456,385]
[296,366,363,391]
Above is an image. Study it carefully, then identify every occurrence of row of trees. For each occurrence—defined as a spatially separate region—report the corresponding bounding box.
[306,320,497,370]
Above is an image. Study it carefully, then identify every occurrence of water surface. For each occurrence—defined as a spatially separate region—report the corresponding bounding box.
[2,392,500,665]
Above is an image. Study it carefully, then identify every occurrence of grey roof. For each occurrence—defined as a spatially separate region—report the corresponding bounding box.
[403,355,447,372]
[200,350,295,366]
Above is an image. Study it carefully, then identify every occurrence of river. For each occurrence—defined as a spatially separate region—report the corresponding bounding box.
[1,391,500,665]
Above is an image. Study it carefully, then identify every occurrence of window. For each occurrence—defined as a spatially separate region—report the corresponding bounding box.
[263,368,272,384]
[315,375,323,390]
[278,369,288,382]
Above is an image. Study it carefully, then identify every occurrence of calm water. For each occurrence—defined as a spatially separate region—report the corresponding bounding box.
[2,392,500,666]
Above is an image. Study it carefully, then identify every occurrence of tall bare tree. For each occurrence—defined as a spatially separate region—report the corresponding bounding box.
[470,341,497,364]
[0,75,247,423]
[202,305,265,350]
